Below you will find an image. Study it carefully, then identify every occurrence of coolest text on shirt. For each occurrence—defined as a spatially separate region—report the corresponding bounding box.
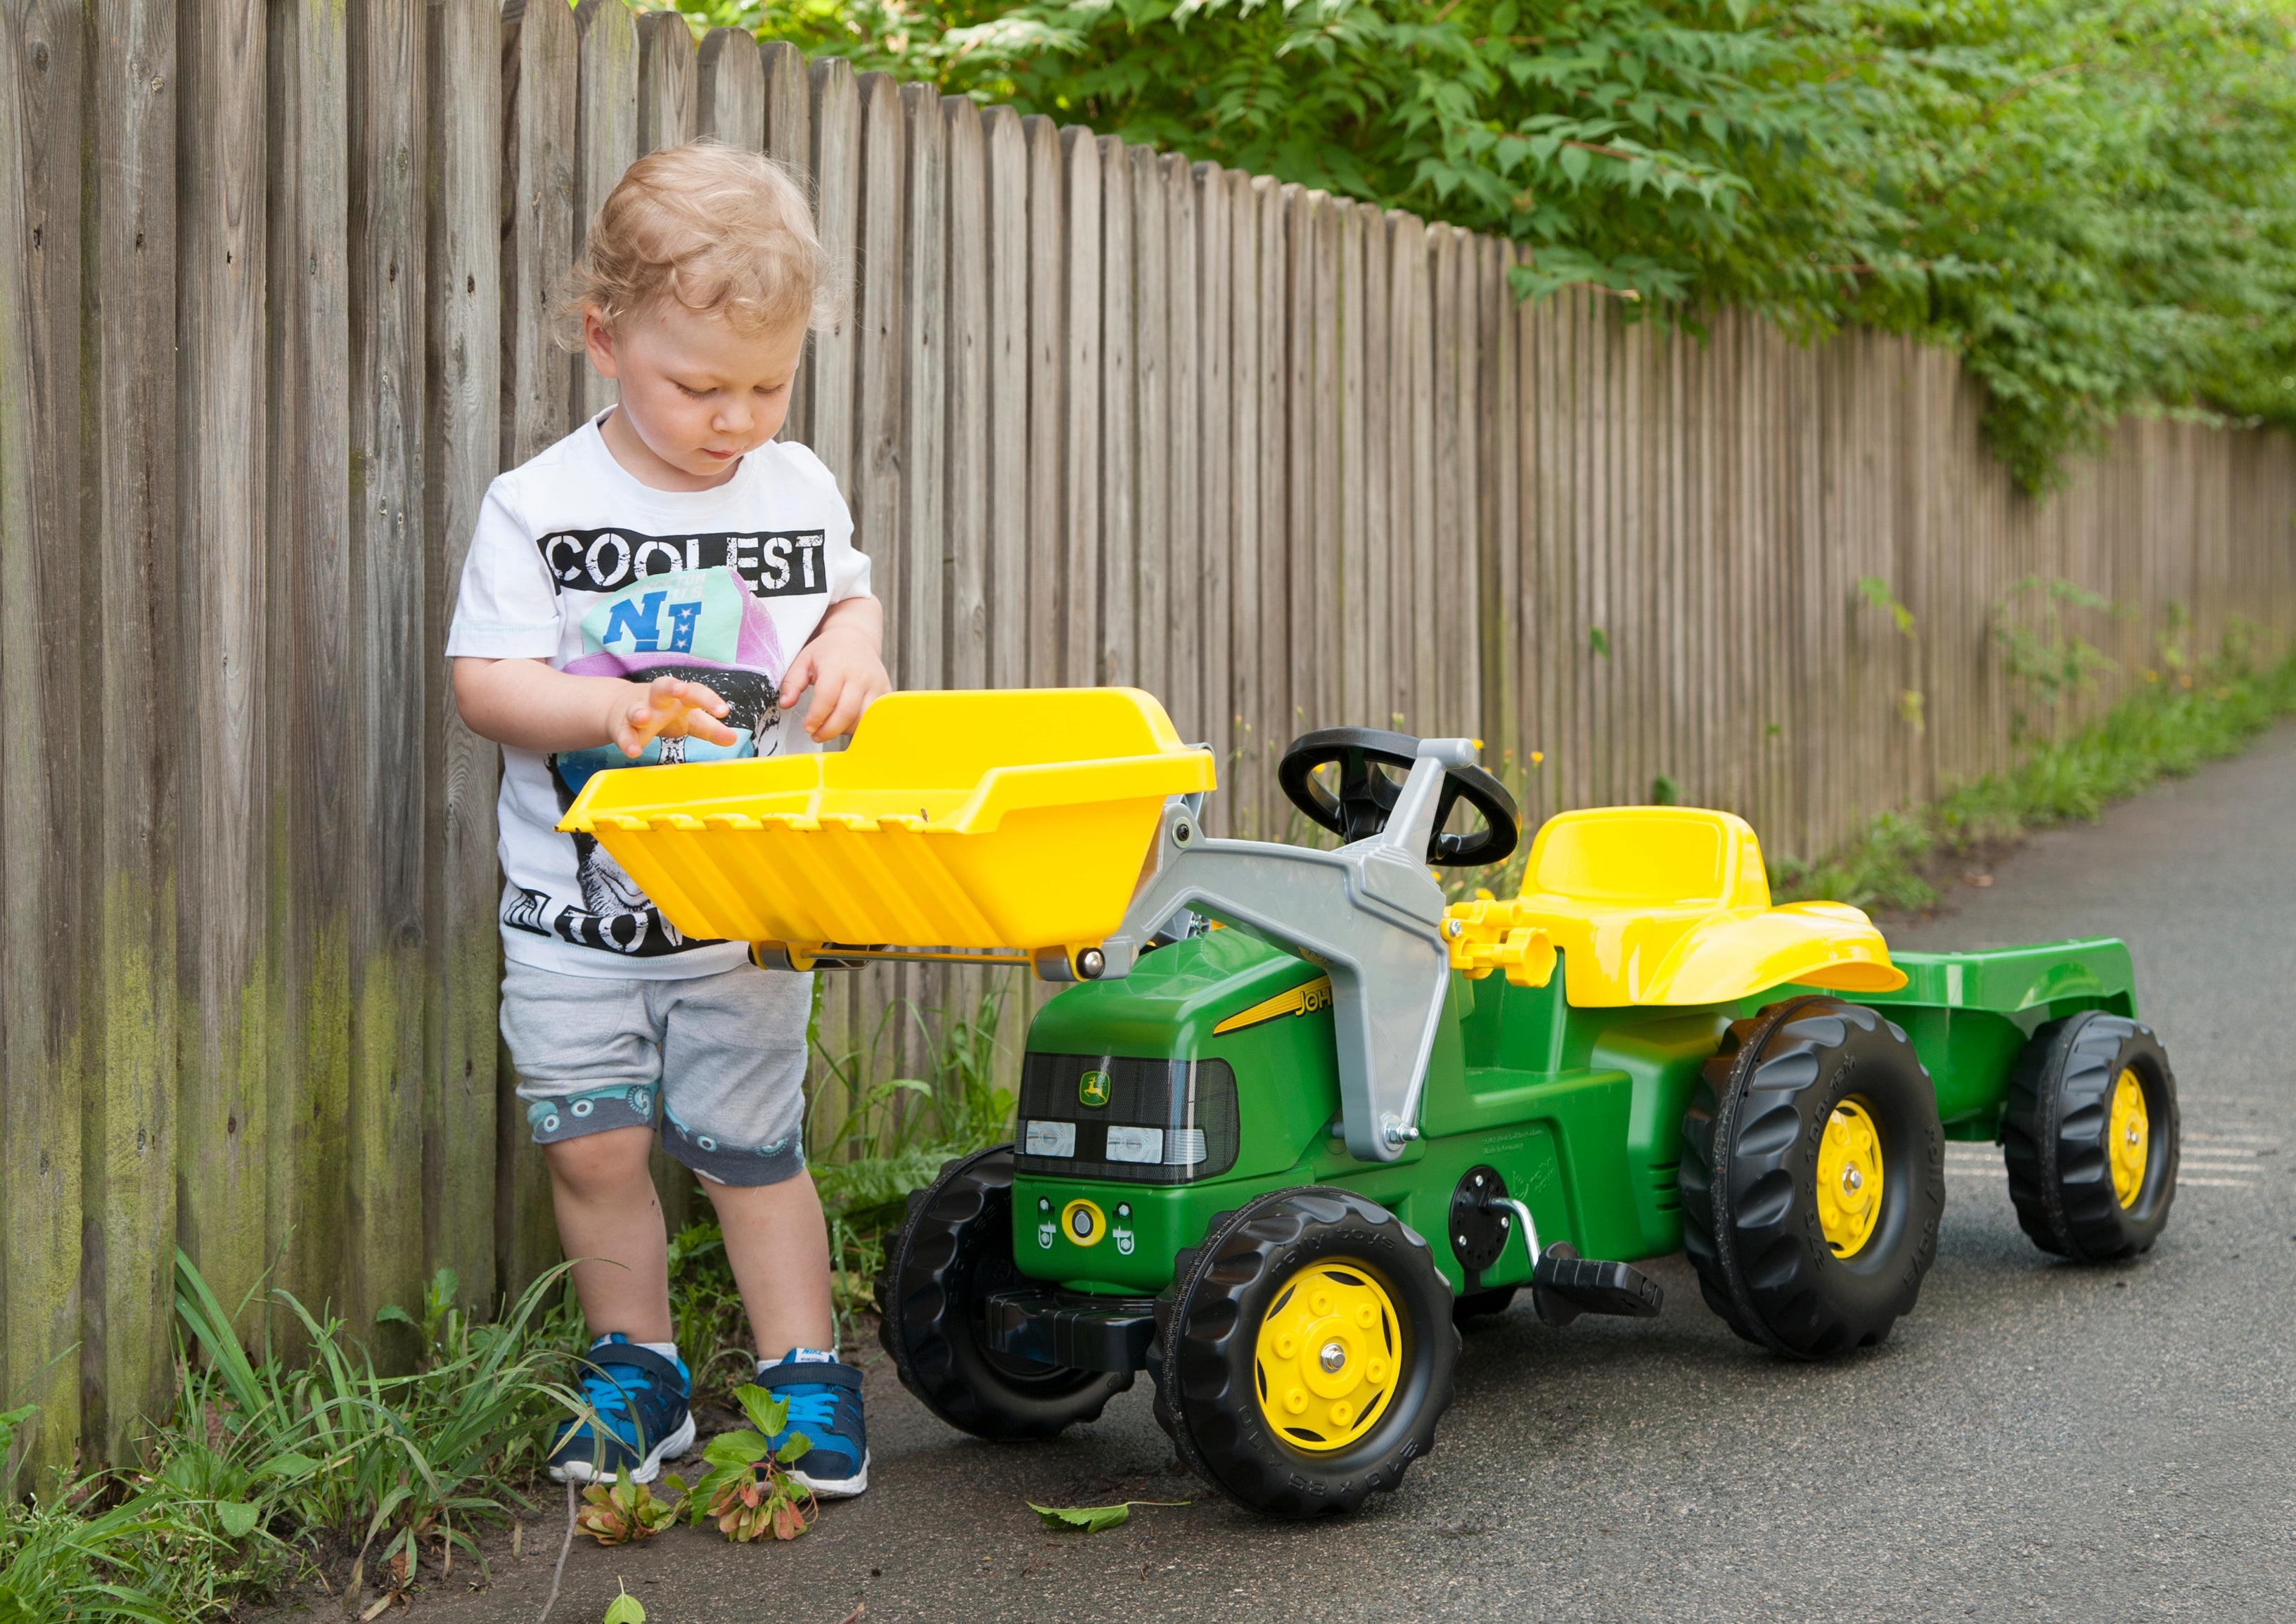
[535,526,833,599]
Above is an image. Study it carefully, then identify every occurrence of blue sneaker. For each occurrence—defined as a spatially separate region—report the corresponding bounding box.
[755,1353,868,1497]
[548,1335,695,1485]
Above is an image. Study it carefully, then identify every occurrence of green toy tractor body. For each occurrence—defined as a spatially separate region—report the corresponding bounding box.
[868,723,2182,1518]
[1005,929,2141,1303]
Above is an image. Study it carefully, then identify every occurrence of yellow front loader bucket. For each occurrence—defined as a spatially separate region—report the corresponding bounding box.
[559,688,1215,971]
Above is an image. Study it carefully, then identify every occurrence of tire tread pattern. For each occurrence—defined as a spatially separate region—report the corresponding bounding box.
[1152,1187,1457,1518]
[878,1144,1131,1440]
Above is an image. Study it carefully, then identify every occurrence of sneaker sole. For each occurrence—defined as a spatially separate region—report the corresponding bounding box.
[789,1450,869,1500]
[548,1413,697,1486]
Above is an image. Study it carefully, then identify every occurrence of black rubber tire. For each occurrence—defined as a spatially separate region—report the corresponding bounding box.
[1153,1188,1457,1518]
[1680,997,1944,1359]
[1451,1286,1518,1322]
[876,1144,1131,1440]
[2002,1011,2179,1261]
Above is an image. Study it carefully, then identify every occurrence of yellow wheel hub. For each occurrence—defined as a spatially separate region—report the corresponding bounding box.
[1252,1262,1401,1452]
[2108,1067,2149,1209]
[1815,1099,1885,1257]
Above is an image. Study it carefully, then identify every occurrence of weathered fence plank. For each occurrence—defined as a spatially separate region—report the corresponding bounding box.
[1024,115,1063,689]
[425,0,504,1314]
[1099,137,1135,689]
[1,0,90,1478]
[1061,126,1102,686]
[760,39,809,440]
[494,0,577,1298]
[174,0,269,1417]
[983,106,1027,693]
[570,0,635,426]
[267,0,350,1341]
[347,0,428,1338]
[695,28,762,150]
[634,11,695,155]
[1192,160,1231,811]
[82,0,181,1478]
[1165,155,1202,746]
[1130,144,1167,707]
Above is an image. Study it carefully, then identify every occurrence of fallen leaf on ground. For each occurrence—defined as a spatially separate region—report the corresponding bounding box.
[1027,1500,1190,1533]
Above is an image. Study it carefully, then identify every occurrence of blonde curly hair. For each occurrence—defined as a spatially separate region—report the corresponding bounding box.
[556,141,840,345]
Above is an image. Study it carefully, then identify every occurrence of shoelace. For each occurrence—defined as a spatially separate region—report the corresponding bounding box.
[775,1385,845,1449]
[577,1362,646,1431]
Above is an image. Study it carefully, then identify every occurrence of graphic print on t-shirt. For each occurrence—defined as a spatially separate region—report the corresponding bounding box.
[507,554,796,959]
[534,525,832,600]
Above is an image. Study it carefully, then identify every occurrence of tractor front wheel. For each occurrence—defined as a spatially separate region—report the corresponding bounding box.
[2002,1011,2179,1260]
[1680,996,1945,1358]
[877,1144,1131,1439]
[1154,1189,1457,1518]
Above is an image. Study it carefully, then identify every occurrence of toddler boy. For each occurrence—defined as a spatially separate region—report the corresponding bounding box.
[447,143,888,1495]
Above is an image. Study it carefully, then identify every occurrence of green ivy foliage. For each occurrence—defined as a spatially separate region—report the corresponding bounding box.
[665,0,2296,490]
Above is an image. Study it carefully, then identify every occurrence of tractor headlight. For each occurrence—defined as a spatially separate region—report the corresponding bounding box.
[1015,1054,1239,1184]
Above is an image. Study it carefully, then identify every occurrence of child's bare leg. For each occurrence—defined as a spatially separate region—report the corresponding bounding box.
[703,1169,835,1361]
[546,1125,674,1343]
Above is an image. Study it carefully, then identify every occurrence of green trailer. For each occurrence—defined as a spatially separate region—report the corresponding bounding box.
[563,691,2179,1521]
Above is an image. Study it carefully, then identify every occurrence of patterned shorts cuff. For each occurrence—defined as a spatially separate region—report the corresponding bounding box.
[662,1115,806,1187]
[527,1085,660,1144]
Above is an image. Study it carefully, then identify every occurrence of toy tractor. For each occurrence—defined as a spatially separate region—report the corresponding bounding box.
[561,689,2181,1518]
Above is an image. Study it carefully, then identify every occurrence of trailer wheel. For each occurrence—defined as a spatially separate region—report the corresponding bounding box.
[1154,1188,1456,1518]
[877,1145,1131,1439]
[2002,1011,2179,1261]
[1680,997,1944,1359]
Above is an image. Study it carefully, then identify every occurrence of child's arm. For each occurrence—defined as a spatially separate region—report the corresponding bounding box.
[453,658,738,758]
[780,594,892,742]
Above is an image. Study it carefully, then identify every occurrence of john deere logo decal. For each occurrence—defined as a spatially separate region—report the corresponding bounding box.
[1078,1069,1111,1108]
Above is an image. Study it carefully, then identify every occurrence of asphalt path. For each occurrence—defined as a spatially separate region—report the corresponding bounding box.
[414,722,2296,1624]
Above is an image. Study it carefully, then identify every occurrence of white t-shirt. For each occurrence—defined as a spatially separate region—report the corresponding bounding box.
[446,413,873,978]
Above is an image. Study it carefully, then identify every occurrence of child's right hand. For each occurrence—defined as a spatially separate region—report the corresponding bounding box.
[608,674,739,758]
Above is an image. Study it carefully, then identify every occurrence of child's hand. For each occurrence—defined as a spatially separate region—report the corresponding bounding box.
[609,674,739,758]
[781,625,892,742]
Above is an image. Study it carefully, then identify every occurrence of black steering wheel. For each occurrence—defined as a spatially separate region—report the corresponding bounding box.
[1276,727,1519,867]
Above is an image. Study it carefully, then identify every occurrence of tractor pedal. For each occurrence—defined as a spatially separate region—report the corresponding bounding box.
[1530,1244,1664,1329]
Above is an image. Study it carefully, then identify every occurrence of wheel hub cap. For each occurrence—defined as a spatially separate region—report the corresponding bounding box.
[2108,1067,2149,1210]
[1815,1099,1886,1258]
[1254,1263,1400,1452]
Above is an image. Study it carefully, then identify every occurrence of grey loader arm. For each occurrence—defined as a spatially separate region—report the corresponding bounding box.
[1095,739,1480,1165]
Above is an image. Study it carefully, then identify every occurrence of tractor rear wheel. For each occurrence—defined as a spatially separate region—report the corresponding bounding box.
[877,1144,1131,1439]
[2002,1011,2179,1260]
[1154,1188,1456,1518]
[1680,996,1945,1359]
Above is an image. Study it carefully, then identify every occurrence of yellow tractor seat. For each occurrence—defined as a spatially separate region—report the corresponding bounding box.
[1449,806,1906,1007]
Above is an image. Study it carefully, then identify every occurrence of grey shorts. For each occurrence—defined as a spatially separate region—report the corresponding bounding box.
[500,959,814,1187]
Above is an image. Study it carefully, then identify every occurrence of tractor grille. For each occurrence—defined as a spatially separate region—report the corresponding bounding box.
[1013,1054,1240,1184]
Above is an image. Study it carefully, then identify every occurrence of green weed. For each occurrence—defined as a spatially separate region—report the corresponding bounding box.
[158,1252,580,1604]
[0,1403,222,1623]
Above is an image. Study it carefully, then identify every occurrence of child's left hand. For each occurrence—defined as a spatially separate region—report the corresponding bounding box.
[781,622,892,742]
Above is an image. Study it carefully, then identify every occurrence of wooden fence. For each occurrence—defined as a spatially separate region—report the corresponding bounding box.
[4,0,2292,1474]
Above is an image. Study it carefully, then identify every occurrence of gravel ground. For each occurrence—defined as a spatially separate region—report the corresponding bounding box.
[376,722,2296,1624]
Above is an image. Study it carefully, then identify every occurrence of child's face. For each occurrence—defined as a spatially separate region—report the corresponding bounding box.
[584,300,805,490]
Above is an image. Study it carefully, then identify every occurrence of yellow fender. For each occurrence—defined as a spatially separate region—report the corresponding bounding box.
[1444,805,1906,1006]
[1632,899,1906,1005]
